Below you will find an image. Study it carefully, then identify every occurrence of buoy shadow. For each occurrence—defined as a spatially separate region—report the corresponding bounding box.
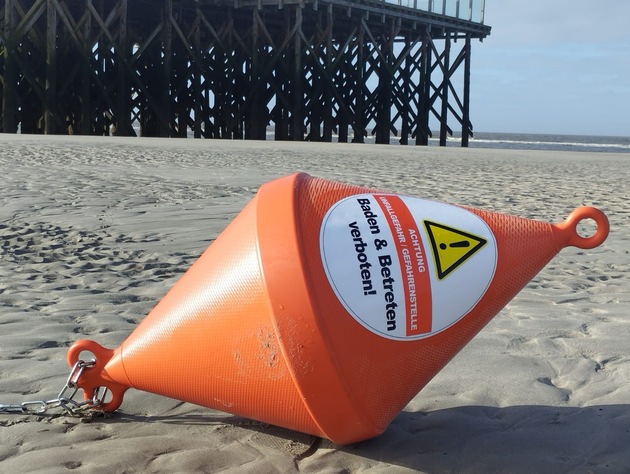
[347,404,630,472]
[102,404,629,471]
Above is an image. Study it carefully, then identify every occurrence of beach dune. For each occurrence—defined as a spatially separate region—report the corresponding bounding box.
[1,135,628,473]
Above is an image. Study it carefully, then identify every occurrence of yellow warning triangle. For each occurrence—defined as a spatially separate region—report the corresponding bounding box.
[423,221,487,280]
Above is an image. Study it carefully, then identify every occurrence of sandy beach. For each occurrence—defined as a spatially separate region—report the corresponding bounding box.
[0,134,628,473]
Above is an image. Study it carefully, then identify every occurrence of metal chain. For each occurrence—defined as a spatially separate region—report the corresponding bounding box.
[0,359,106,416]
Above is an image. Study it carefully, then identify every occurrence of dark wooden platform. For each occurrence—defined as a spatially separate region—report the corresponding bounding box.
[0,0,490,145]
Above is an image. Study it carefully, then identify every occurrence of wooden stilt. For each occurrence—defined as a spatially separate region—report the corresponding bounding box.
[352,19,366,143]
[439,31,451,147]
[161,0,172,137]
[322,3,333,142]
[291,5,303,141]
[399,36,411,146]
[461,33,472,147]
[80,6,92,135]
[114,0,132,135]
[45,0,57,134]
[374,20,393,144]
[417,30,431,146]
[2,0,18,133]
[193,8,202,139]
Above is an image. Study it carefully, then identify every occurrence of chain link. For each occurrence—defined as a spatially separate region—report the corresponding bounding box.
[0,360,107,416]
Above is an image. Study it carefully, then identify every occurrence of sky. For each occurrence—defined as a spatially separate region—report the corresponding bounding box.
[469,0,630,136]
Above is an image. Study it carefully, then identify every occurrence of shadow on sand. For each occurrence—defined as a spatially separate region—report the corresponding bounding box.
[343,404,630,472]
[103,403,629,472]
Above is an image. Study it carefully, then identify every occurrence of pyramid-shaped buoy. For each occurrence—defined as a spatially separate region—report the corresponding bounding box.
[68,173,609,444]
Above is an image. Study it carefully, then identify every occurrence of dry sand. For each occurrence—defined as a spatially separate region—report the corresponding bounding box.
[0,134,628,473]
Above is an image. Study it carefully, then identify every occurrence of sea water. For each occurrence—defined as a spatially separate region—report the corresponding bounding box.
[266,128,630,153]
[442,132,630,153]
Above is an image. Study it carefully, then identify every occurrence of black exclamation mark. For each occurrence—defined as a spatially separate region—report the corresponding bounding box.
[439,240,470,250]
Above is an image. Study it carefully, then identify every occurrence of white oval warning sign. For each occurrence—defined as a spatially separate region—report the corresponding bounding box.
[319,194,497,341]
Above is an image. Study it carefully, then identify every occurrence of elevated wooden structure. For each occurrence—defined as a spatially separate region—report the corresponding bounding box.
[0,0,490,145]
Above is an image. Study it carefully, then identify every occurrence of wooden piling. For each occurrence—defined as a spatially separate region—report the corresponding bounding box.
[0,0,490,145]
[2,0,17,133]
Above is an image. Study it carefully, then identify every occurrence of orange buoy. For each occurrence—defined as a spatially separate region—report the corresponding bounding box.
[67,172,609,444]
